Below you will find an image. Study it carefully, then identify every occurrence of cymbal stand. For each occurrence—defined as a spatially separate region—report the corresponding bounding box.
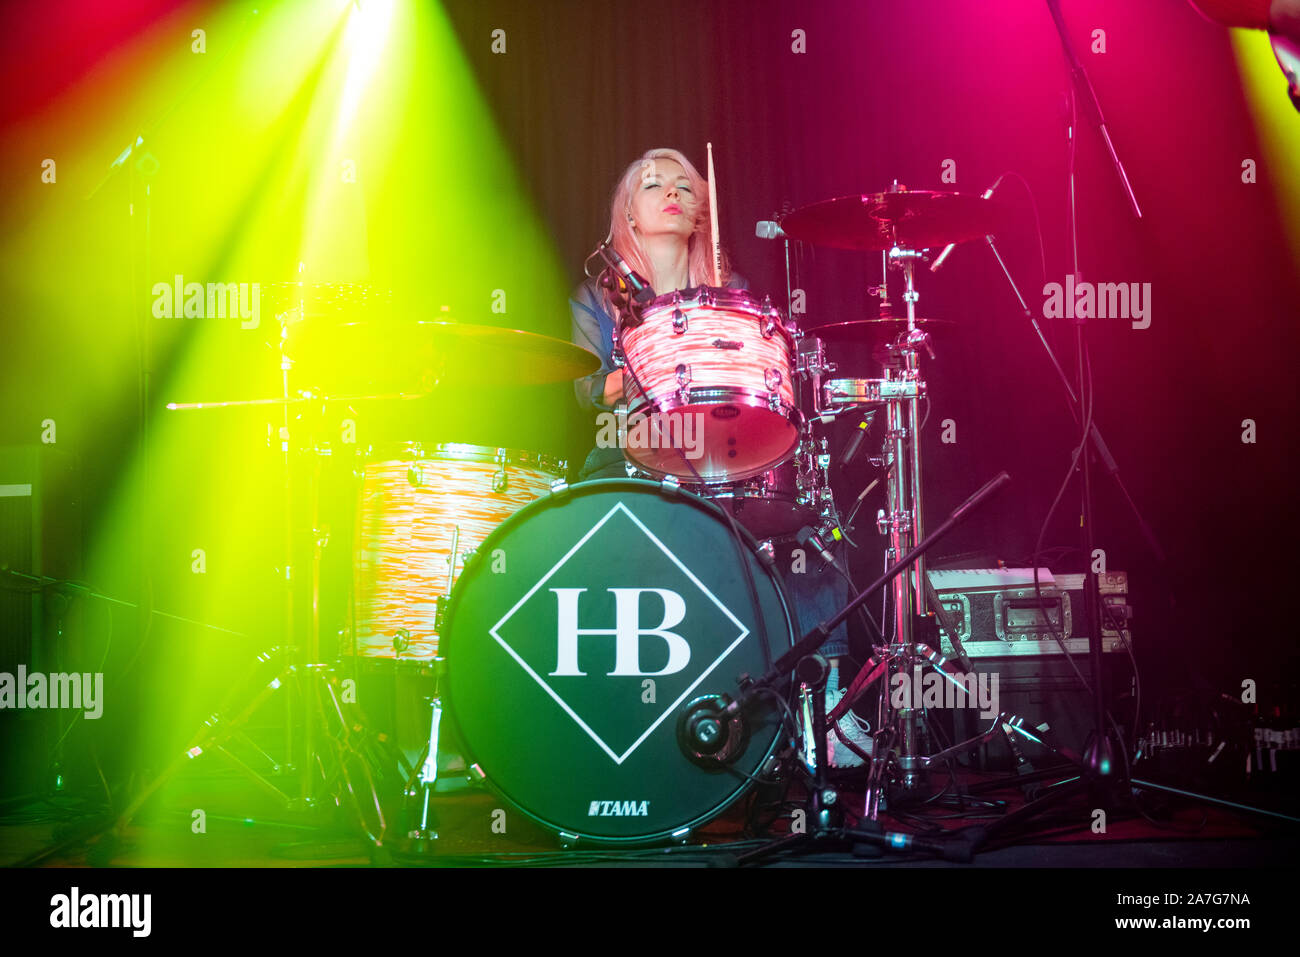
[728,471,1010,864]
[871,240,934,807]
[107,297,393,848]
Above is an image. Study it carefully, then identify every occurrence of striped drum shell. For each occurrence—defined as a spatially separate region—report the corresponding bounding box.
[349,444,565,660]
[618,286,799,482]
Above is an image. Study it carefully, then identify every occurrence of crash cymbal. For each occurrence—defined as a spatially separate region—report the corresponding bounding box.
[420,322,601,385]
[780,188,998,252]
[288,319,600,390]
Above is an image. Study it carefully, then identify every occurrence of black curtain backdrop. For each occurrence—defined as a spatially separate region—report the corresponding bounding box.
[431,0,1300,704]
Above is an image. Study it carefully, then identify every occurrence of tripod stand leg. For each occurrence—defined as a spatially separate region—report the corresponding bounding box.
[113,667,295,835]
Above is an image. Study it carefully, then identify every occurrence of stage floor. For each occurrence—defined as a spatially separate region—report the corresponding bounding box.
[3,764,1295,868]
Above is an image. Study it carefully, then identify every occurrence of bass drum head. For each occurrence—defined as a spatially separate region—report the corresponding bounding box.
[442,479,794,844]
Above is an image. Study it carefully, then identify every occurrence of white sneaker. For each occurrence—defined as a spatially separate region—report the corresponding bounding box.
[826,662,874,768]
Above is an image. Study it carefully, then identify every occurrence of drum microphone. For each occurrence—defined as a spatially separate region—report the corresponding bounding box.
[929,175,1003,273]
[595,240,656,306]
[796,526,838,568]
[755,220,787,240]
[841,415,871,466]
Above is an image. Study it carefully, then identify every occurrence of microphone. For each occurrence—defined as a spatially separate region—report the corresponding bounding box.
[595,240,656,305]
[930,176,1003,273]
[796,525,838,567]
[755,220,787,240]
[841,415,871,466]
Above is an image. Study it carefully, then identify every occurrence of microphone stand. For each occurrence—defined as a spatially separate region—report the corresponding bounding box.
[983,235,1165,565]
[960,4,1293,852]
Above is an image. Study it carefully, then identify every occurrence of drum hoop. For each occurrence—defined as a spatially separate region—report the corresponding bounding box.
[631,388,801,418]
[630,287,794,346]
[439,477,796,845]
[363,441,567,474]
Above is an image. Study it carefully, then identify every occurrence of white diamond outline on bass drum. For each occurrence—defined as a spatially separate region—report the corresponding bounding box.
[489,500,750,765]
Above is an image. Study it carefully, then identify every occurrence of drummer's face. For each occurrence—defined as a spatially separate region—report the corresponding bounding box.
[630,158,697,241]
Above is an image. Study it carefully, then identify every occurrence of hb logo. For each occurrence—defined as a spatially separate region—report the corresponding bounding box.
[549,588,691,677]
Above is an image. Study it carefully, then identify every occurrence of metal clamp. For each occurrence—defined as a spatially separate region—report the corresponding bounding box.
[876,509,912,535]
[672,308,688,334]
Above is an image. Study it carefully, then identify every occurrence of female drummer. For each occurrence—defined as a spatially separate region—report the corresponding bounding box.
[569,147,872,768]
[570,146,743,480]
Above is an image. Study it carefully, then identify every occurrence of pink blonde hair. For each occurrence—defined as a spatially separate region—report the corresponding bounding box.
[605,147,731,295]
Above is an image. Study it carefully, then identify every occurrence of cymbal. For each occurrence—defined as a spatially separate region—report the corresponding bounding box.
[423,322,600,385]
[780,188,998,252]
[806,317,955,340]
[288,319,600,390]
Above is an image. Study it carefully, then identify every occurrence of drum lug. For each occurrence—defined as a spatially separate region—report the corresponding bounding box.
[764,367,783,392]
[492,465,508,493]
[672,308,688,334]
[548,478,569,495]
[670,826,692,844]
[660,475,682,495]
[392,629,412,656]
[557,831,580,849]
[676,363,691,387]
[407,463,426,487]
[756,539,776,566]
[761,296,778,338]
[469,763,487,782]
[700,287,716,306]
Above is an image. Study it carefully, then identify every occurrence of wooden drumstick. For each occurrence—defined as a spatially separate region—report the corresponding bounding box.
[707,142,722,287]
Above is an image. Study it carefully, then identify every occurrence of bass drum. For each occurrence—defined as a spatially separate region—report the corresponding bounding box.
[441,479,794,844]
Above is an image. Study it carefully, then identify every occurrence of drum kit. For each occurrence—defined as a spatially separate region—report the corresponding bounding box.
[133,182,1009,854]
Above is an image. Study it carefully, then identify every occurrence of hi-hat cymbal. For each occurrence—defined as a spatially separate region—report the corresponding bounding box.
[806,317,955,340]
[780,188,998,251]
[289,319,600,390]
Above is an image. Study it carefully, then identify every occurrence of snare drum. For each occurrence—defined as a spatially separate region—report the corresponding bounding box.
[822,377,921,410]
[617,287,799,483]
[349,443,566,660]
[681,439,830,541]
